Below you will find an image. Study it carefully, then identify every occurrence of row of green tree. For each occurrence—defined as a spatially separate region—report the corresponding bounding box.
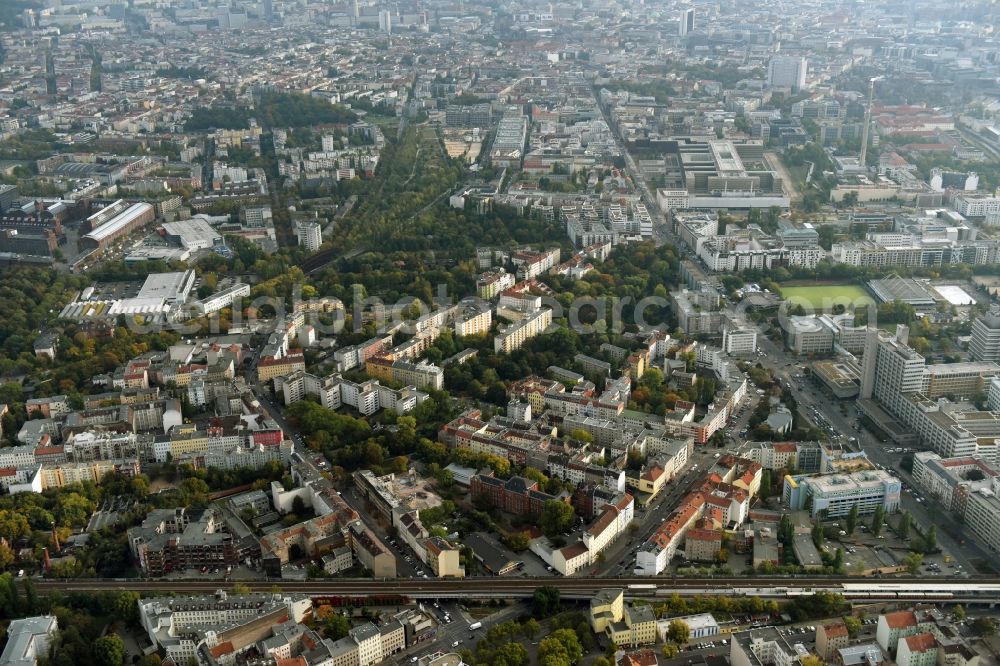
[184,91,358,130]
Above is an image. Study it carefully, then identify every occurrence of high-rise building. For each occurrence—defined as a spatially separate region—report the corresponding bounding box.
[970,305,1000,362]
[767,56,808,91]
[296,221,322,252]
[678,8,694,35]
[378,9,392,33]
[263,0,273,22]
[860,325,923,414]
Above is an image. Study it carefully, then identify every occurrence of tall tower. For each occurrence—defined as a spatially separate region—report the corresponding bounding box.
[679,8,694,36]
[859,76,882,168]
[860,327,879,400]
[970,305,1000,362]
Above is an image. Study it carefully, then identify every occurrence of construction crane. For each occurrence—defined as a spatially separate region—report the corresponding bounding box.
[859,76,884,168]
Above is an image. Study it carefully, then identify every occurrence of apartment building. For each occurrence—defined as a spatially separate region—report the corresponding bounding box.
[511,247,560,280]
[295,220,322,251]
[365,357,444,391]
[912,451,997,511]
[744,441,824,474]
[897,634,938,666]
[0,616,58,666]
[685,525,722,562]
[476,269,516,300]
[817,621,851,660]
[454,301,492,337]
[589,588,657,648]
[257,352,306,382]
[276,370,429,416]
[671,288,724,336]
[494,308,552,353]
[636,457,758,575]
[424,536,464,578]
[138,591,311,666]
[128,508,259,577]
[730,627,802,666]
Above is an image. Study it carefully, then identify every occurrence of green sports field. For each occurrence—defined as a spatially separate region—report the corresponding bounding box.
[777,284,874,311]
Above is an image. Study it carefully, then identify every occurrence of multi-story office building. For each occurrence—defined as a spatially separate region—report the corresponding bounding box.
[784,469,900,518]
[860,326,925,412]
[445,103,492,128]
[722,323,758,356]
[491,112,528,167]
[786,316,835,355]
[767,56,808,91]
[951,194,1000,217]
[861,326,1000,461]
[970,305,1000,362]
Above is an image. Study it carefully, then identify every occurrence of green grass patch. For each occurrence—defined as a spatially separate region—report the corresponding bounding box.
[778,284,874,311]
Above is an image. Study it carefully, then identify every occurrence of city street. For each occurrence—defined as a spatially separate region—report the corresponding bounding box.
[748,326,992,574]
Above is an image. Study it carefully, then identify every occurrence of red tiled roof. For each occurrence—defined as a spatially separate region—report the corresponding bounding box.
[276,658,308,666]
[904,633,937,653]
[884,610,917,629]
[208,641,234,658]
[686,528,721,542]
[822,621,849,639]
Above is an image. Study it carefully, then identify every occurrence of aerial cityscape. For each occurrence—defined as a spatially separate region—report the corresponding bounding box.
[1,0,1000,664]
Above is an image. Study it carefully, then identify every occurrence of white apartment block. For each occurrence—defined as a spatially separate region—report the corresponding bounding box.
[275,370,428,416]
[454,304,492,337]
[0,445,36,468]
[296,221,323,251]
[193,282,250,315]
[494,308,552,353]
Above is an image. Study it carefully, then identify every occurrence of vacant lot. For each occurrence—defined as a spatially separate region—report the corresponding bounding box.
[778,284,874,311]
